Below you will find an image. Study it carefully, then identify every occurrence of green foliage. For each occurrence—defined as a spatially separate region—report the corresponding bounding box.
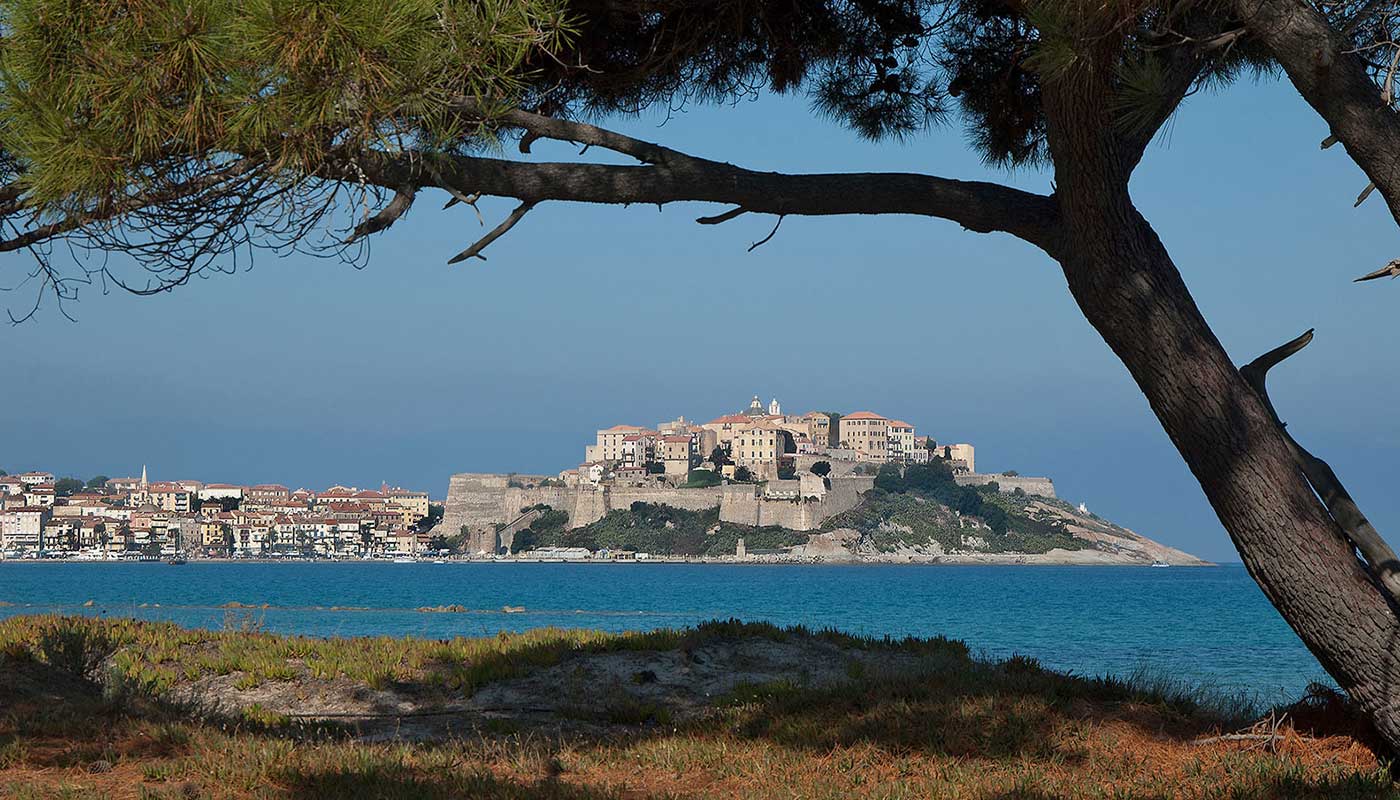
[52,477,83,496]
[414,503,445,532]
[682,469,721,488]
[708,447,729,470]
[0,0,573,210]
[873,463,904,493]
[733,466,753,482]
[824,462,1084,554]
[810,460,832,477]
[508,507,569,552]
[84,474,109,489]
[509,503,804,557]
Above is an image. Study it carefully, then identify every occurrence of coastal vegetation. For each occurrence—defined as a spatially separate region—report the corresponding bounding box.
[0,615,1391,798]
[510,503,806,556]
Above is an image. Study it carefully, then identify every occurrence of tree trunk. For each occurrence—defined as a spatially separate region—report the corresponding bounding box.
[1038,72,1400,752]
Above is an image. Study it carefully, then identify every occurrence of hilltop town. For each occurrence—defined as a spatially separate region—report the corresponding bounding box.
[578,396,976,485]
[0,468,436,560]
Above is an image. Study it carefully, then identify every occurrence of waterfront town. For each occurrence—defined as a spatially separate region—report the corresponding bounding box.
[0,468,435,560]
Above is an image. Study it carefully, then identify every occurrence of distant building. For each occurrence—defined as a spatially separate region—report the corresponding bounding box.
[246,484,291,507]
[840,412,890,461]
[17,471,54,487]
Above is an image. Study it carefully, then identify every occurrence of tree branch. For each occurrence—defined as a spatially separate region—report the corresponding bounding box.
[1236,0,1400,229]
[455,100,697,168]
[446,201,537,263]
[1240,329,1400,603]
[344,187,416,243]
[343,147,1063,254]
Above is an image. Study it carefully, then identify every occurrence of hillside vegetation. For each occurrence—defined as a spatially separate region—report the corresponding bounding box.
[819,462,1089,555]
[510,503,808,556]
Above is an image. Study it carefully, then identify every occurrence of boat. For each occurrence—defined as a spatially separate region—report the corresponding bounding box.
[392,556,415,563]
[1150,561,1171,568]
[432,559,446,564]
[166,557,188,565]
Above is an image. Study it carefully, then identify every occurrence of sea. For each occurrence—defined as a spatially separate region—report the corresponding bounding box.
[0,562,1327,704]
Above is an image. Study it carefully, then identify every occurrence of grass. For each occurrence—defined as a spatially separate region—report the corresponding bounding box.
[0,615,1393,799]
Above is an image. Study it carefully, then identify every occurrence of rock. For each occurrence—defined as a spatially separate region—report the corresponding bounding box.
[82,600,95,607]
[502,606,525,614]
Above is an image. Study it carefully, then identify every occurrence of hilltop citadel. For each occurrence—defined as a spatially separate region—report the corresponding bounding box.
[442,396,1056,555]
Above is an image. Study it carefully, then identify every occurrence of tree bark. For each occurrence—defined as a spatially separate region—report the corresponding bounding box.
[1040,69,1400,752]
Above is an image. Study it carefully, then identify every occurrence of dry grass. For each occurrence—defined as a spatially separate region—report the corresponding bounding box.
[0,615,1392,799]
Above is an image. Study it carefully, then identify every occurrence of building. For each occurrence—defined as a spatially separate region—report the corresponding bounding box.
[385,487,430,520]
[888,420,916,461]
[731,420,785,479]
[1,507,51,551]
[17,471,54,487]
[658,434,696,477]
[138,482,192,513]
[24,484,56,507]
[199,484,244,502]
[940,443,976,474]
[246,484,291,507]
[802,412,835,448]
[840,411,890,461]
[590,425,647,463]
[106,476,143,492]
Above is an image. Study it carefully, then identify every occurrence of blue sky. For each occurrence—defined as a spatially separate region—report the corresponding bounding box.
[2,76,1398,563]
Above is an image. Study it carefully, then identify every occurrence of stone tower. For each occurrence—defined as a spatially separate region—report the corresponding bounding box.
[768,397,781,416]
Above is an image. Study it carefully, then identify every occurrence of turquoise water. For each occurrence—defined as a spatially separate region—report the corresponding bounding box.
[0,562,1326,702]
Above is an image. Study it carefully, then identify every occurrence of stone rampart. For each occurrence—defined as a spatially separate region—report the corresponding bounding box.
[955,473,1056,498]
[443,471,883,546]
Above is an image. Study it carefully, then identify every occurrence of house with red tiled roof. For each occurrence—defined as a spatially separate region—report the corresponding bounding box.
[840,412,891,460]
[246,484,290,507]
[588,424,647,463]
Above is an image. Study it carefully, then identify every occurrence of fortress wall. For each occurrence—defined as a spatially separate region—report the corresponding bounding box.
[717,476,874,531]
[823,476,875,516]
[439,474,512,540]
[444,473,730,534]
[608,487,724,514]
[955,473,1056,498]
[446,471,883,543]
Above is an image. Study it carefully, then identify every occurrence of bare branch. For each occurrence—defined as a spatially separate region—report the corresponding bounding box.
[1354,258,1400,281]
[344,187,416,243]
[695,207,748,225]
[452,99,692,167]
[446,201,537,264]
[1355,180,1378,207]
[747,215,784,251]
[1240,330,1400,603]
